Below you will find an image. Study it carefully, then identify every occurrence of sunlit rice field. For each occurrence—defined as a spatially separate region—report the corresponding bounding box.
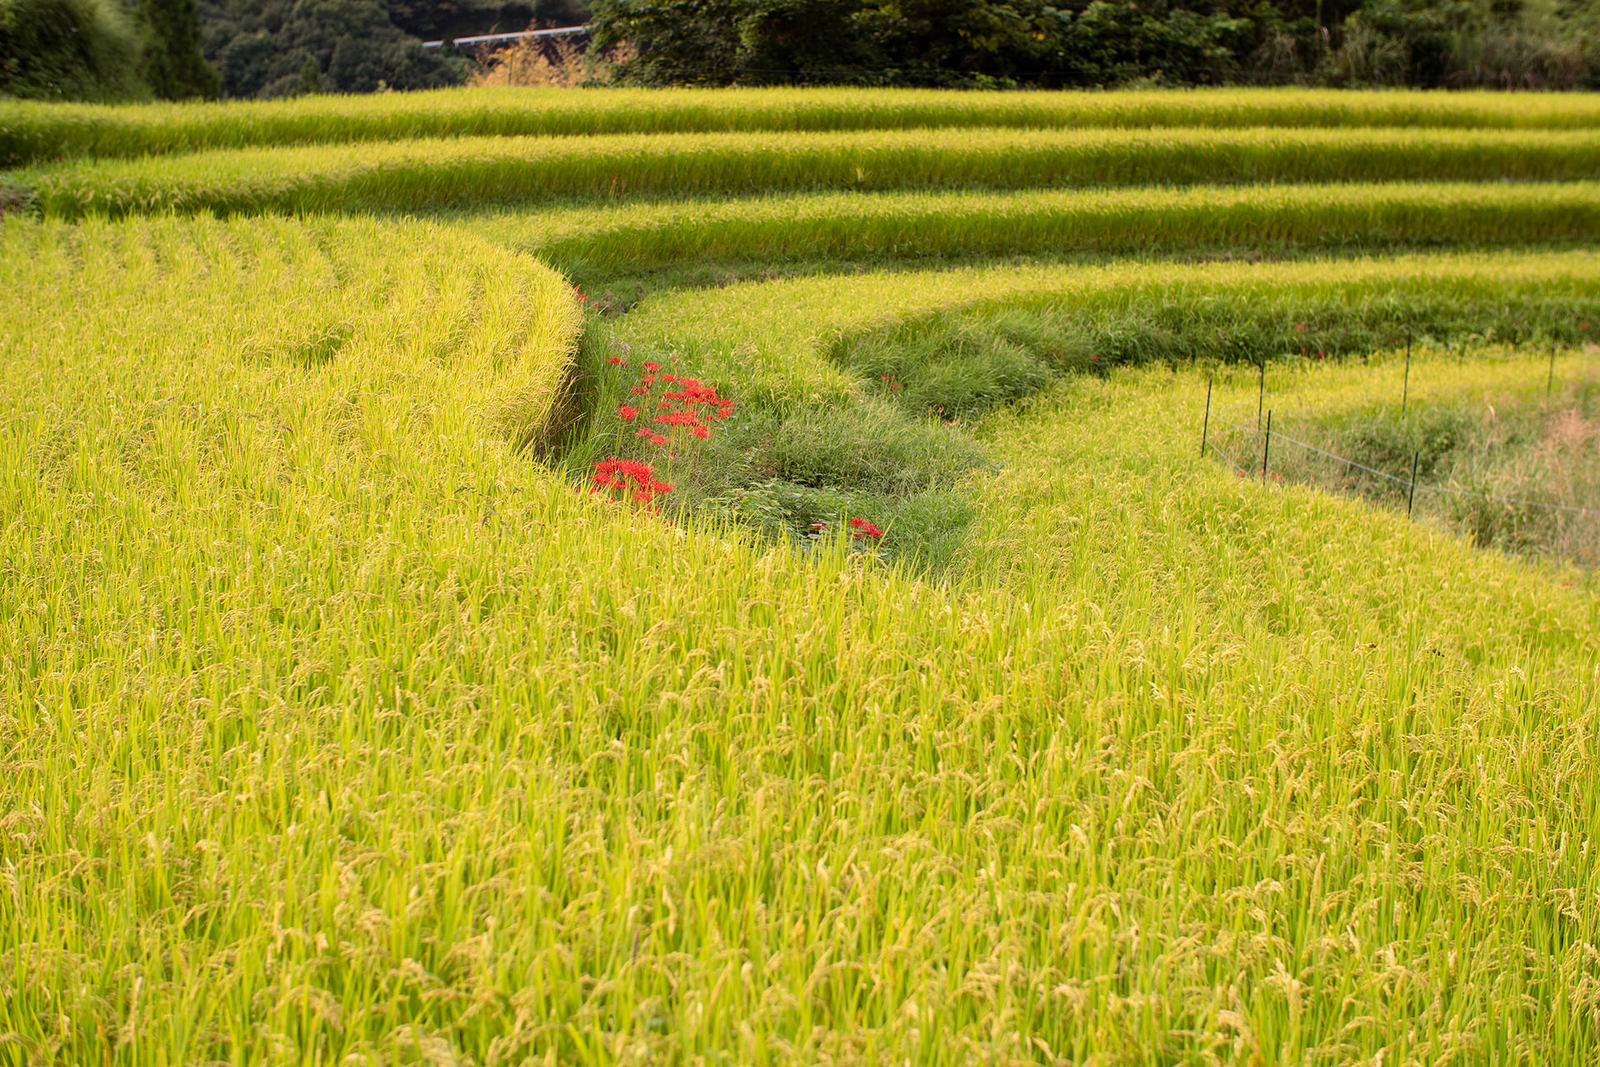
[7,85,1600,166]
[2,87,1599,1065]
[14,126,1600,218]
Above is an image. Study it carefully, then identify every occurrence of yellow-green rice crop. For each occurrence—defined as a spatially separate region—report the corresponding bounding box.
[7,82,1600,1067]
[7,85,1600,166]
[465,181,1600,277]
[3,212,1599,1064]
[14,126,1600,218]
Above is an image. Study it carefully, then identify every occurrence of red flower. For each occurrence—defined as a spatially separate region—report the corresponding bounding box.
[630,386,647,394]
[691,425,711,439]
[644,361,660,371]
[617,405,639,421]
[606,355,624,366]
[847,518,883,540]
[649,434,667,446]
[1295,323,1306,331]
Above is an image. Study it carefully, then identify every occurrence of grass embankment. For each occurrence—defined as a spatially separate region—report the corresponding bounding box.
[3,214,1598,1064]
[610,251,1600,414]
[467,181,1600,284]
[13,126,1600,218]
[6,86,1600,166]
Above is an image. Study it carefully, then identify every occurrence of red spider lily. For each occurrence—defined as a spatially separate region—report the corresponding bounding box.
[643,361,660,371]
[656,411,699,427]
[1295,323,1306,331]
[847,518,883,540]
[630,386,648,395]
[617,405,639,421]
[606,355,625,366]
[649,434,668,446]
[691,425,711,439]
[635,429,654,438]
[809,521,827,531]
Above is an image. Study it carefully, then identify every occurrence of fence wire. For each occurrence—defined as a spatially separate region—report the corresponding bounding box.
[1205,402,1597,519]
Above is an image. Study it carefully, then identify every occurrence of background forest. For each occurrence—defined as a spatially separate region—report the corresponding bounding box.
[1,0,1598,99]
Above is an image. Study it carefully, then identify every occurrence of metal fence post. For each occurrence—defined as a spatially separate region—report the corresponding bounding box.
[1401,328,1412,414]
[1407,451,1419,517]
[1257,359,1265,431]
[1262,410,1272,482]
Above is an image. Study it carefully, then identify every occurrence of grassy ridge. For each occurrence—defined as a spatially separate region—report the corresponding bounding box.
[4,215,1598,1063]
[14,126,1600,218]
[611,251,1600,413]
[7,86,1600,166]
[469,181,1600,277]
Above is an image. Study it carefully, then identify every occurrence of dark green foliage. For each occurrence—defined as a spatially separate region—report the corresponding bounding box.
[200,0,475,97]
[139,0,221,98]
[593,0,1600,88]
[0,0,147,99]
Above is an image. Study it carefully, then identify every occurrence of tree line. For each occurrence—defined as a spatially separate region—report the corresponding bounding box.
[593,0,1600,89]
[2,0,1596,102]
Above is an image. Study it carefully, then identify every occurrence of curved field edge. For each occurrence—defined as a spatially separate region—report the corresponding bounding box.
[0,213,583,466]
[13,127,1600,219]
[464,182,1600,280]
[609,251,1600,414]
[6,86,1600,166]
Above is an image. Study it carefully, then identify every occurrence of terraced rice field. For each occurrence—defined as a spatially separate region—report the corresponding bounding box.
[2,88,1598,1065]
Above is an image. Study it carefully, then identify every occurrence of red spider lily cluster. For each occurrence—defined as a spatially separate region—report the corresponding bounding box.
[591,457,673,506]
[586,350,736,509]
[806,518,886,543]
[879,373,903,391]
[619,358,735,451]
[1293,322,1326,359]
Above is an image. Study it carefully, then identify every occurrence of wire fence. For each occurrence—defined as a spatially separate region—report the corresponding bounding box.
[1201,389,1600,522]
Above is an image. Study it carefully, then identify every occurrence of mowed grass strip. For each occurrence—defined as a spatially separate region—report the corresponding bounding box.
[7,85,1600,166]
[14,125,1600,218]
[3,214,1598,1064]
[470,181,1600,275]
[613,250,1600,412]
